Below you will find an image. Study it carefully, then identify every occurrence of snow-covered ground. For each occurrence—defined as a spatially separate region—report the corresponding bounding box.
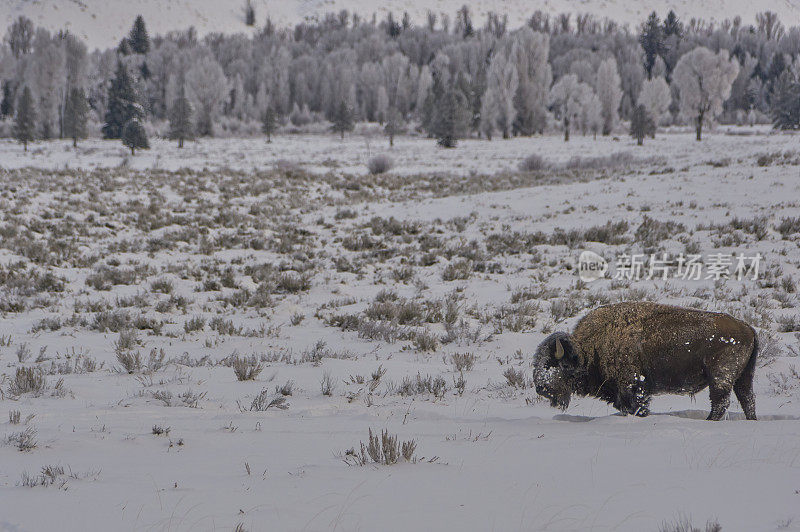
[1,130,800,531]
[2,0,798,50]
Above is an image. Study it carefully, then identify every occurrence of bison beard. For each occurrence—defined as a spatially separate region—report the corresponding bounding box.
[533,302,758,421]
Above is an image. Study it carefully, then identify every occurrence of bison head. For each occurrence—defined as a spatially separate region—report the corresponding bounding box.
[533,332,583,410]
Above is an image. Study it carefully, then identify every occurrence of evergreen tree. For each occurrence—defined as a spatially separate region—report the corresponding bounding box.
[662,10,683,37]
[122,118,149,155]
[103,61,142,139]
[630,104,655,145]
[129,15,150,54]
[117,38,131,56]
[140,61,151,81]
[14,86,36,151]
[1,82,15,118]
[169,82,194,147]
[261,106,277,142]
[331,100,354,139]
[63,87,88,147]
[435,86,468,148]
[639,12,666,79]
[383,107,403,146]
[770,71,800,130]
[244,0,256,26]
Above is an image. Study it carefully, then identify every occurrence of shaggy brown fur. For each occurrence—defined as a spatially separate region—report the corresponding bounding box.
[533,302,757,420]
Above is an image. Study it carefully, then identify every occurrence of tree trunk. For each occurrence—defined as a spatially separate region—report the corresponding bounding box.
[637,136,643,146]
[73,136,77,148]
[23,140,27,152]
[131,146,135,155]
[695,112,703,141]
[564,117,570,142]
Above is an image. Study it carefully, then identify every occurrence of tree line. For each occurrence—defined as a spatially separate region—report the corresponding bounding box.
[2,6,800,152]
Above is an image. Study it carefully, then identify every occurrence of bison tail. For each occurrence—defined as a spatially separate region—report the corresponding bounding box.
[733,328,758,420]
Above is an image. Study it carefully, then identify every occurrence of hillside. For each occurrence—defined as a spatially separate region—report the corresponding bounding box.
[2,0,799,50]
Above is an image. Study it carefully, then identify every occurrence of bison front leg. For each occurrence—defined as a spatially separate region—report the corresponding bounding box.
[615,375,651,417]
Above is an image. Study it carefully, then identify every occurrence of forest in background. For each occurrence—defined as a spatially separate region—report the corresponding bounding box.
[1,5,799,151]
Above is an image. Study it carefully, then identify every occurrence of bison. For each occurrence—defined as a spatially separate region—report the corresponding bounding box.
[533,302,757,420]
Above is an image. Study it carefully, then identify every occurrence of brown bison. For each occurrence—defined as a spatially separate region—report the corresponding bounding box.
[533,302,757,420]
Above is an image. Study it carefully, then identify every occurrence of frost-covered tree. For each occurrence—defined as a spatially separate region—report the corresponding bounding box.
[673,47,739,140]
[595,57,623,135]
[63,87,88,147]
[129,16,150,55]
[14,85,36,151]
[510,28,551,135]
[770,69,800,129]
[376,86,389,124]
[103,60,142,139]
[168,81,193,147]
[25,28,65,139]
[579,90,602,138]
[549,74,592,141]
[630,104,655,145]
[637,76,671,133]
[481,50,518,139]
[384,106,403,146]
[122,118,148,154]
[186,56,229,136]
[7,16,34,59]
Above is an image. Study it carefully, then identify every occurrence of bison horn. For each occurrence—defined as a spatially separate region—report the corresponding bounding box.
[555,338,564,360]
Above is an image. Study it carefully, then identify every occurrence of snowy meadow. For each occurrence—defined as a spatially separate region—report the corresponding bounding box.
[1,129,800,531]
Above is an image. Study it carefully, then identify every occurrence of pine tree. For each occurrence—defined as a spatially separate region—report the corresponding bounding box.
[331,100,354,139]
[630,104,655,145]
[122,118,149,155]
[63,87,88,148]
[261,106,277,142]
[639,12,666,79]
[384,107,403,146]
[1,82,14,118]
[129,15,150,54]
[14,85,36,151]
[244,0,256,26]
[770,71,800,130]
[662,10,683,38]
[103,61,142,139]
[169,82,194,147]
[117,38,131,56]
[435,86,467,148]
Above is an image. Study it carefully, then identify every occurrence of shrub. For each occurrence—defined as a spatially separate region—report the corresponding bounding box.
[249,389,289,411]
[184,315,206,333]
[8,367,46,396]
[518,154,548,172]
[343,428,417,466]
[320,371,336,396]
[5,427,37,452]
[367,154,395,175]
[451,352,476,372]
[503,367,527,389]
[413,329,439,352]
[232,356,263,381]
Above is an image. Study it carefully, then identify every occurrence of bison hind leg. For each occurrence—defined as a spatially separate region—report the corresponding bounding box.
[707,384,732,421]
[733,368,757,421]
